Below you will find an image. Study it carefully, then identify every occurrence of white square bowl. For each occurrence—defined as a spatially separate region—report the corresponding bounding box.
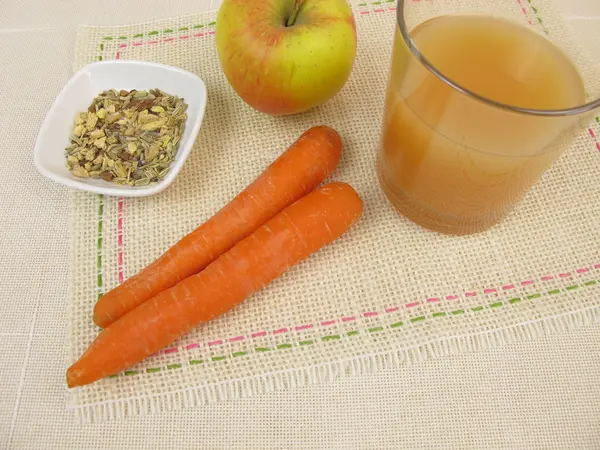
[34,60,207,197]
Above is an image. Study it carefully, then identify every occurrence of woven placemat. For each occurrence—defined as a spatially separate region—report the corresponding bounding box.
[69,0,600,420]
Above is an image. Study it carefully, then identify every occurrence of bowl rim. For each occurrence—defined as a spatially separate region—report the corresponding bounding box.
[33,59,207,197]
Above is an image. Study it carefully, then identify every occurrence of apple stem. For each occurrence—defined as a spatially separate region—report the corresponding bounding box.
[286,0,305,27]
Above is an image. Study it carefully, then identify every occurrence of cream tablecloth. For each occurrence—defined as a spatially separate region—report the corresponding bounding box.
[1,0,600,448]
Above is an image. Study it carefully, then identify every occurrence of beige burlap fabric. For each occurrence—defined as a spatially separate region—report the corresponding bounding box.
[69,0,600,420]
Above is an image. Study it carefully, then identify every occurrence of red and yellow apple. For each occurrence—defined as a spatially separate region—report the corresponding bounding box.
[216,0,357,116]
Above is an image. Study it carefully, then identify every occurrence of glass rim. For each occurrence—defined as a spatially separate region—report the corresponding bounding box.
[396,0,600,117]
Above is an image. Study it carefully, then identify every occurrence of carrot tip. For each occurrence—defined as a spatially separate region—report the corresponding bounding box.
[66,367,81,388]
[93,310,118,329]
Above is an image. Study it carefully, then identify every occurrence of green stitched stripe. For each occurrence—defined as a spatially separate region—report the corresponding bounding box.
[322,335,341,341]
[106,267,600,379]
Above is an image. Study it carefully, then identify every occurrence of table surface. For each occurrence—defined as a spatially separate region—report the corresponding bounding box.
[2,1,600,448]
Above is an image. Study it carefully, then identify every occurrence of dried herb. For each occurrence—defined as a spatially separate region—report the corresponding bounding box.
[65,89,187,186]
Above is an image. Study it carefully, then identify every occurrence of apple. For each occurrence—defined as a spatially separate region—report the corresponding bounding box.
[216,0,357,116]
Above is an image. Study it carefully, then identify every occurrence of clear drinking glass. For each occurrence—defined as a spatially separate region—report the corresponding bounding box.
[378,0,600,235]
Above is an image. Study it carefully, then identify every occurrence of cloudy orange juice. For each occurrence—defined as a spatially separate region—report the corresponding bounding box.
[378,14,585,234]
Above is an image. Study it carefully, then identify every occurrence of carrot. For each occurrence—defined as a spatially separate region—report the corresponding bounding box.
[93,126,342,328]
[67,182,362,387]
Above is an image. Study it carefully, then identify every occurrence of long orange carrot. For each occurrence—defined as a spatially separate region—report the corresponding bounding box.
[93,126,342,328]
[68,182,362,387]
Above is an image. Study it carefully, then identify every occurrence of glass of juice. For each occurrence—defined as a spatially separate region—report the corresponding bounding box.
[379,0,600,235]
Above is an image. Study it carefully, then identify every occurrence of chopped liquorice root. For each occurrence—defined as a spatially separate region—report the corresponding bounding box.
[65,89,187,186]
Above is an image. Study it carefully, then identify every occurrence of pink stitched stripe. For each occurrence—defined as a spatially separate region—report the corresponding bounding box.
[114,29,216,61]
[388,7,397,11]
[589,128,596,138]
[373,9,385,12]
[117,253,124,282]
[596,142,600,152]
[152,259,600,356]
[516,0,535,25]
[117,198,125,284]
[360,11,370,14]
